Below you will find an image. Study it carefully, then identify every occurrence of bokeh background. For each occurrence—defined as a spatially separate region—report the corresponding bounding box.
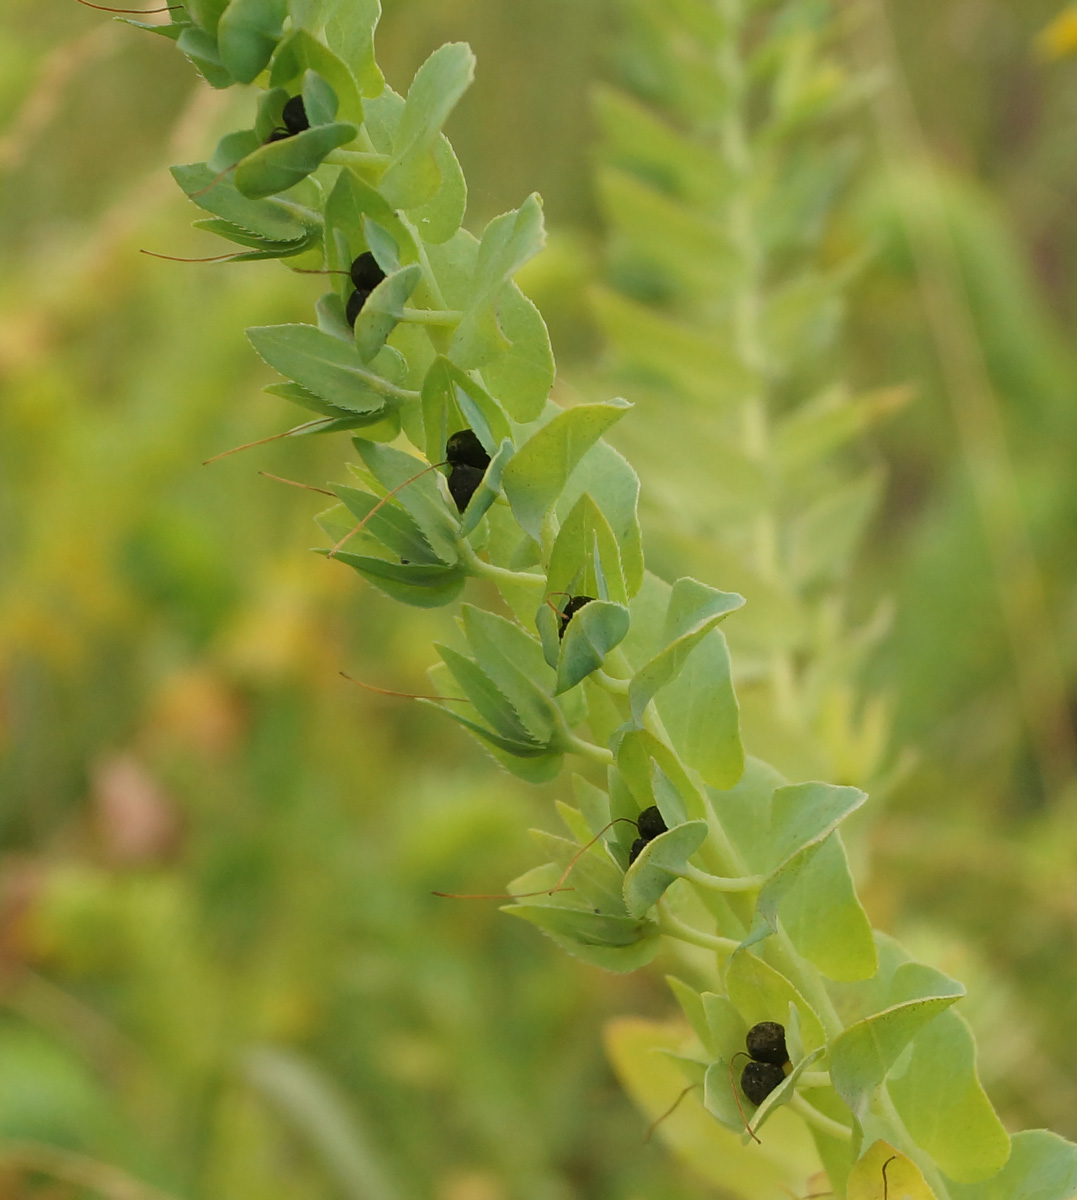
[1,1,1076,1197]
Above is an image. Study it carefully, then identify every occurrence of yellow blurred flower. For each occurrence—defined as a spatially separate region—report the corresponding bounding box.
[1037,6,1077,59]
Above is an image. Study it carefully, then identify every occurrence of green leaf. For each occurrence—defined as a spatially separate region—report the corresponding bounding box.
[184,0,227,34]
[548,493,628,608]
[458,439,511,536]
[503,399,632,543]
[420,356,511,465]
[247,324,393,414]
[622,820,709,917]
[702,993,748,1060]
[654,627,743,790]
[408,134,467,244]
[354,264,422,361]
[614,728,708,822]
[437,645,536,744]
[555,600,630,694]
[352,440,460,565]
[628,577,745,721]
[777,832,877,982]
[505,903,660,972]
[948,1130,1077,1200]
[460,606,558,744]
[746,782,869,954]
[208,128,262,174]
[666,977,716,1056]
[887,1009,1009,1183]
[269,28,364,124]
[327,489,440,565]
[324,168,413,268]
[234,122,358,200]
[829,964,966,1121]
[450,195,546,370]
[479,283,554,421]
[177,26,234,88]
[325,551,465,607]
[302,69,340,126]
[747,1047,827,1138]
[379,43,476,210]
[724,951,826,1054]
[429,704,559,767]
[171,164,313,242]
[324,0,383,97]
[217,0,286,83]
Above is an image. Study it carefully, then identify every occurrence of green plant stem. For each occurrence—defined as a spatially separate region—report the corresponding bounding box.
[677,862,763,893]
[787,1094,852,1142]
[563,733,614,765]
[658,905,739,955]
[459,541,545,589]
[402,307,461,326]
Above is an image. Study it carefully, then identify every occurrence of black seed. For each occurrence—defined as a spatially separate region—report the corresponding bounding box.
[346,287,372,327]
[636,805,666,842]
[628,836,647,866]
[446,429,490,471]
[746,1021,789,1067]
[447,463,485,512]
[281,94,310,135]
[557,595,594,640]
[740,1060,785,1106]
[350,252,385,292]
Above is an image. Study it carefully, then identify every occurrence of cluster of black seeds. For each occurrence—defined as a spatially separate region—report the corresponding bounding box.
[627,804,667,865]
[556,595,594,640]
[740,1021,791,1105]
[445,429,490,512]
[266,95,309,143]
[345,252,387,327]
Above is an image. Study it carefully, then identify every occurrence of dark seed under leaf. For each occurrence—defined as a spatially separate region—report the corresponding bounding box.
[281,94,310,135]
[447,463,485,512]
[740,1060,785,1106]
[628,836,647,865]
[346,287,372,327]
[557,595,594,640]
[636,805,666,842]
[746,1021,789,1067]
[350,251,386,292]
[446,429,490,471]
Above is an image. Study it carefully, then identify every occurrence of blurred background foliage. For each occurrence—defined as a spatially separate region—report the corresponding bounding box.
[0,1,1075,1197]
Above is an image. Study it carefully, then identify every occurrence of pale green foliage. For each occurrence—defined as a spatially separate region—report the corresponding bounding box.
[116,0,1077,1196]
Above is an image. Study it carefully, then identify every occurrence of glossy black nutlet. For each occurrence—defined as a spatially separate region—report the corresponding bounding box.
[281,94,310,135]
[740,1060,785,1106]
[627,836,647,866]
[446,429,491,471]
[447,463,485,512]
[746,1021,789,1067]
[636,805,666,842]
[346,287,372,327]
[557,595,594,640]
[350,252,385,293]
